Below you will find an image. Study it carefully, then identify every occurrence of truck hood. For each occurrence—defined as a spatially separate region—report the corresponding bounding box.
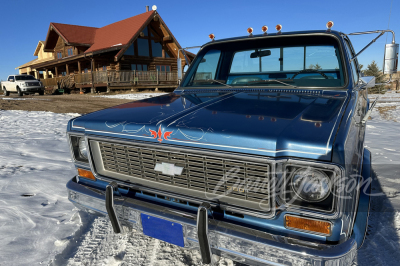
[71,90,348,160]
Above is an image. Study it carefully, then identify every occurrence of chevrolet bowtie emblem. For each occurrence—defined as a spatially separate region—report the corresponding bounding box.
[154,162,184,176]
[149,126,173,143]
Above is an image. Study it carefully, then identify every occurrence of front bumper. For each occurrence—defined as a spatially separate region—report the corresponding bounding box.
[67,177,357,266]
[21,86,43,92]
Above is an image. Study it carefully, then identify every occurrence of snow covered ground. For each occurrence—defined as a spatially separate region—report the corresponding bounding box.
[369,92,400,102]
[2,98,50,101]
[1,97,400,266]
[95,93,168,100]
[356,100,400,266]
[0,110,81,265]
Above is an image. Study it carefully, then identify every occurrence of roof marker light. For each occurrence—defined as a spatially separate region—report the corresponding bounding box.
[247,27,254,37]
[262,25,268,35]
[276,24,282,34]
[326,21,334,32]
[209,33,215,41]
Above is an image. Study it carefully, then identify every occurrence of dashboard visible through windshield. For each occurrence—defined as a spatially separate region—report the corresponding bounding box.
[182,34,346,88]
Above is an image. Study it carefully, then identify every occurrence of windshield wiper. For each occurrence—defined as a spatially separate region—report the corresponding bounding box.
[192,79,232,88]
[206,79,232,88]
[247,79,297,88]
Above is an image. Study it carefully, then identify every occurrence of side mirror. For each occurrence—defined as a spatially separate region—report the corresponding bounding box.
[177,58,182,80]
[383,43,399,74]
[360,76,375,88]
[9,79,14,82]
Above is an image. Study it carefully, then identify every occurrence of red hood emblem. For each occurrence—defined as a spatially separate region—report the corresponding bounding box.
[149,126,173,143]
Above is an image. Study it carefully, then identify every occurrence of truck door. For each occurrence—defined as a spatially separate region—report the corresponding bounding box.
[8,76,16,91]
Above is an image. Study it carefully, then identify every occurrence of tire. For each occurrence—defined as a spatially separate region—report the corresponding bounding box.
[17,87,23,97]
[39,90,44,96]
[3,87,10,96]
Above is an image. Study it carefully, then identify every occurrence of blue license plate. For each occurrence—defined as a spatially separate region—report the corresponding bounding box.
[141,214,184,247]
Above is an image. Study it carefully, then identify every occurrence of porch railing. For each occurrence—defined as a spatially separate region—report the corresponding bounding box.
[40,76,65,87]
[40,70,178,87]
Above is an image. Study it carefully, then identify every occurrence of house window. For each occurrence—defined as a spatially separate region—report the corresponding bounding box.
[142,27,148,36]
[67,48,73,56]
[131,64,148,71]
[57,52,62,59]
[124,43,135,56]
[102,66,107,71]
[137,38,150,57]
[61,71,66,76]
[151,40,162,57]
[156,65,171,72]
[84,68,88,73]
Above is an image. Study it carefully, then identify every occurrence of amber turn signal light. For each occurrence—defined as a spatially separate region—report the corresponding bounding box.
[285,215,331,236]
[77,168,96,181]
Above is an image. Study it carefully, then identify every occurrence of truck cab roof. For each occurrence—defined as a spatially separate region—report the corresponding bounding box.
[201,30,344,47]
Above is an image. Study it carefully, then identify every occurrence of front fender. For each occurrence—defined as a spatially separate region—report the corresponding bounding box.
[352,148,372,249]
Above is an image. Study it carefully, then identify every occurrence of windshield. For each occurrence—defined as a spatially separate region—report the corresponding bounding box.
[15,75,36,81]
[182,35,345,88]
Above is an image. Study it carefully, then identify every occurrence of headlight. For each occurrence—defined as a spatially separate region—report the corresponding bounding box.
[78,138,88,159]
[69,135,89,163]
[291,168,331,202]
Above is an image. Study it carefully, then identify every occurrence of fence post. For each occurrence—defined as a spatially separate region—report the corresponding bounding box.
[156,69,159,85]
[106,70,111,93]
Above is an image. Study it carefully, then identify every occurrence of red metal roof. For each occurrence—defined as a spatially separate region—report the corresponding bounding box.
[85,11,155,53]
[51,23,98,45]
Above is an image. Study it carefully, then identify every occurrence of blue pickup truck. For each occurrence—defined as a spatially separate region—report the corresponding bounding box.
[66,26,398,265]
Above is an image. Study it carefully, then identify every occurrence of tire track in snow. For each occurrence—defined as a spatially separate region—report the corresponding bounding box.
[64,216,238,266]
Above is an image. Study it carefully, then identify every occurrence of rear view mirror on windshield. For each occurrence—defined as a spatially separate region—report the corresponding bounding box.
[250,50,271,58]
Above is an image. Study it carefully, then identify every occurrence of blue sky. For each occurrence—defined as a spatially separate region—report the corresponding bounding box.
[0,0,398,81]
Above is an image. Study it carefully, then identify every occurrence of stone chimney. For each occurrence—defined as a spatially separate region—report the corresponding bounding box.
[146,6,149,12]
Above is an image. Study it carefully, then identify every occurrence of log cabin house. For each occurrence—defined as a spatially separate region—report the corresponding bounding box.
[17,6,195,92]
[16,41,55,78]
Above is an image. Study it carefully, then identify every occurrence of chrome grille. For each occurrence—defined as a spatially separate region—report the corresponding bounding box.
[98,141,270,207]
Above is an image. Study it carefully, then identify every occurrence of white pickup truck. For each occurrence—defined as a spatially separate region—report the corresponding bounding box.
[2,74,44,96]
